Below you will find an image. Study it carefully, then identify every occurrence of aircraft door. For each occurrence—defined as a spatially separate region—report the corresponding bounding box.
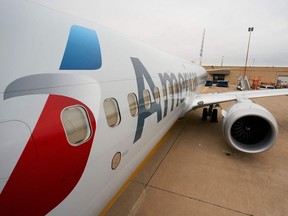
[0,121,35,193]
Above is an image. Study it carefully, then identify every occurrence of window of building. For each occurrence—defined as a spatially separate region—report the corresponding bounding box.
[127,93,139,116]
[103,98,121,127]
[143,89,151,110]
[154,87,160,104]
[61,106,92,146]
[213,74,225,83]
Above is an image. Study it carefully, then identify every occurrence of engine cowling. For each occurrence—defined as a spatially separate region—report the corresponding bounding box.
[222,100,278,153]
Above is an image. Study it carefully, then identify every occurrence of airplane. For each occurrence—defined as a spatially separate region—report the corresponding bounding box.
[1,1,288,215]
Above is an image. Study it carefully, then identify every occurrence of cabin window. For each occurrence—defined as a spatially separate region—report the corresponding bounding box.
[154,87,160,104]
[185,80,189,92]
[174,82,179,94]
[61,106,91,146]
[127,93,139,116]
[143,89,151,110]
[182,80,186,91]
[193,77,197,91]
[168,83,173,95]
[162,85,167,99]
[193,77,197,90]
[111,152,121,170]
[103,98,121,127]
[173,81,179,107]
[189,78,193,92]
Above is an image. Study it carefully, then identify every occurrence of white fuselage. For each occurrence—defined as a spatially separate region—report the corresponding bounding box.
[0,1,207,215]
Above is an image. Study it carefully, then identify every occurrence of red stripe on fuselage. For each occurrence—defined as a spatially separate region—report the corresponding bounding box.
[0,95,96,215]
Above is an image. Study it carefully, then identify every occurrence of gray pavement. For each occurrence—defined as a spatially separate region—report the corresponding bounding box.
[105,86,288,216]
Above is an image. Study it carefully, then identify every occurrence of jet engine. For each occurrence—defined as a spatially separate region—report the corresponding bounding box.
[222,100,278,153]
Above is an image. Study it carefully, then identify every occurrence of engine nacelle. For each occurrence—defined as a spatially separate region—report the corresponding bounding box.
[222,100,278,153]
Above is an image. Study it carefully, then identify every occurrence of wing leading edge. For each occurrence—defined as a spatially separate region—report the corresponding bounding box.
[192,89,288,109]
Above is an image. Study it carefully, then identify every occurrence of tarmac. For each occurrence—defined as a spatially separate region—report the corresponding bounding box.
[105,85,288,216]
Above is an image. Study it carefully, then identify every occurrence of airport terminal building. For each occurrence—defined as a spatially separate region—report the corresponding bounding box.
[204,66,288,88]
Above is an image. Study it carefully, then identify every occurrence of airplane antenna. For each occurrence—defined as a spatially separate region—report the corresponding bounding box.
[199,28,205,66]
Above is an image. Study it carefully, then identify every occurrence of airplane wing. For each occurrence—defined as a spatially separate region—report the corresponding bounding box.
[192,89,288,108]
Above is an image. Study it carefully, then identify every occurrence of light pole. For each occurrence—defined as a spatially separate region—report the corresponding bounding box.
[244,27,254,77]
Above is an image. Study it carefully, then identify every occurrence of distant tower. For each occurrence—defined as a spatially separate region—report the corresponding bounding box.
[199,28,205,66]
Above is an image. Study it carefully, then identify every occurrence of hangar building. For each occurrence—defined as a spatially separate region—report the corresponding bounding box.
[204,66,288,88]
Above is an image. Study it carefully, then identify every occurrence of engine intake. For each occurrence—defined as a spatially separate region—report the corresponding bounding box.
[222,101,278,153]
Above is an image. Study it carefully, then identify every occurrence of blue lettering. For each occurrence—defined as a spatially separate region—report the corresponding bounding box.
[131,58,162,143]
[131,58,198,144]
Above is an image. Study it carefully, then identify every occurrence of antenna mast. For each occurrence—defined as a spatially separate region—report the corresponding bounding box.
[199,28,205,66]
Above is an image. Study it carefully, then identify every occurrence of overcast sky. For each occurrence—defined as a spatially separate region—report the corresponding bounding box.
[35,0,288,66]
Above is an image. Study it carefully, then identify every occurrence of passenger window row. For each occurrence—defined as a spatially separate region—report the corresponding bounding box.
[103,77,196,127]
[59,87,165,146]
[60,76,197,145]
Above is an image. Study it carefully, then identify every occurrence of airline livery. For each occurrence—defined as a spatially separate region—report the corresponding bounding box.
[1,1,288,215]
